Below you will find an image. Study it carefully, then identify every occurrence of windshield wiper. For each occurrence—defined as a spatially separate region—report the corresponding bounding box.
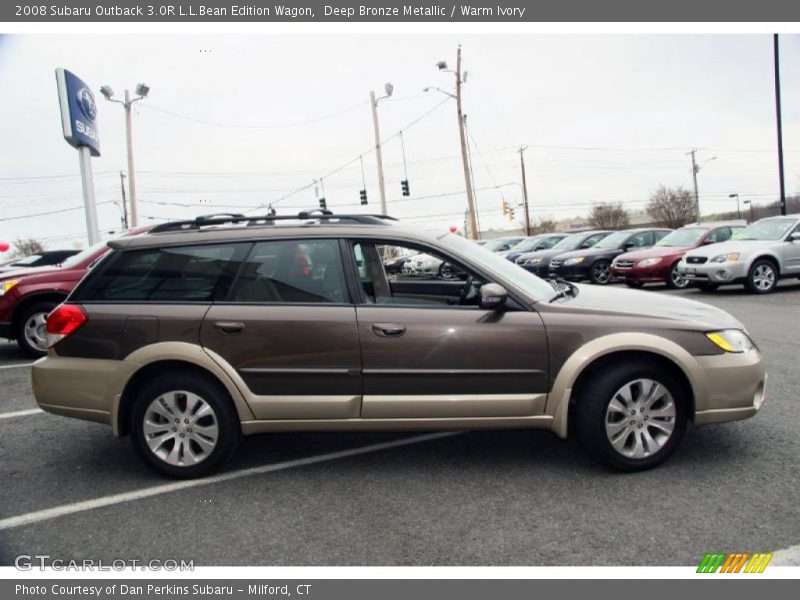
[548,277,578,303]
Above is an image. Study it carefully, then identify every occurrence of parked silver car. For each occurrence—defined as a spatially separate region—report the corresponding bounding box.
[677,214,800,293]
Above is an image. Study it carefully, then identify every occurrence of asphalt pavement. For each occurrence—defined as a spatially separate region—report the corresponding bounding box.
[1,281,799,566]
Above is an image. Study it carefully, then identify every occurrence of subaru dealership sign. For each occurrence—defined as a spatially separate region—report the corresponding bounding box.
[55,68,101,156]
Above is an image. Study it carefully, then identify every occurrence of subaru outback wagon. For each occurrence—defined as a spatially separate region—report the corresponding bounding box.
[32,211,767,478]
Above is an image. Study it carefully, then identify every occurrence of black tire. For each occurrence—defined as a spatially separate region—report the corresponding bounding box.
[625,281,644,289]
[745,259,778,294]
[696,282,719,292]
[666,262,690,290]
[589,260,612,285]
[574,360,688,472]
[15,301,58,358]
[130,371,241,478]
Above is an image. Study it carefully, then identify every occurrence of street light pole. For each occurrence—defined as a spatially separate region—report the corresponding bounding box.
[100,83,149,228]
[119,171,129,229]
[774,34,787,216]
[519,146,531,236]
[729,193,740,219]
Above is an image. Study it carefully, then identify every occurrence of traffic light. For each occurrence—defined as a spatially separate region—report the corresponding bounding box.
[359,189,368,205]
[502,200,509,216]
[401,179,410,196]
[508,207,515,221]
[318,197,327,210]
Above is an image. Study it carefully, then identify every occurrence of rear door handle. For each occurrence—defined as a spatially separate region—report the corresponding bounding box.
[214,321,244,335]
[372,323,406,338]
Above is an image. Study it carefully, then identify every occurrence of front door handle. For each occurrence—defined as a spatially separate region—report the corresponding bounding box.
[214,321,245,335]
[372,323,406,338]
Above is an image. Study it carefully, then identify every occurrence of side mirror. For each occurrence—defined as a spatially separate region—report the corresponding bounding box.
[479,283,508,310]
[701,238,716,245]
[623,242,634,250]
[789,232,800,242]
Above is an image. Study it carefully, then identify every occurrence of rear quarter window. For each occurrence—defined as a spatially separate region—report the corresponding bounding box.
[73,244,246,302]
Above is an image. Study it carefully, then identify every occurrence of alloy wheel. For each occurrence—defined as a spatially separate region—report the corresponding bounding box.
[752,263,776,292]
[670,264,689,289]
[143,391,219,467]
[23,312,48,353]
[592,262,611,284]
[604,378,676,459]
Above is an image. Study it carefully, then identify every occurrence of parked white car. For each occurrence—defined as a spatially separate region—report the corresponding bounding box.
[677,214,800,293]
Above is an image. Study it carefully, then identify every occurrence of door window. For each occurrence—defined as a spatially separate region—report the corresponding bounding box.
[230,239,348,304]
[628,231,653,248]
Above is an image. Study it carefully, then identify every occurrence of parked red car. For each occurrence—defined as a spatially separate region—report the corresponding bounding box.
[0,227,150,357]
[610,221,746,289]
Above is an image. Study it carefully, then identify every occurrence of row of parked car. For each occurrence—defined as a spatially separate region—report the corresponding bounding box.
[479,213,800,294]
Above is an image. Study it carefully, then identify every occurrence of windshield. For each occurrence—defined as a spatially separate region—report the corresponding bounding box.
[60,241,108,269]
[593,231,630,249]
[551,234,586,251]
[482,237,519,252]
[508,237,542,252]
[440,234,555,301]
[11,254,44,266]
[656,227,705,247]
[732,219,796,241]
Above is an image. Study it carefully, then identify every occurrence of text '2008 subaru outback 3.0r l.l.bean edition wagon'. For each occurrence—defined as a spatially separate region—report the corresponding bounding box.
[32,211,767,478]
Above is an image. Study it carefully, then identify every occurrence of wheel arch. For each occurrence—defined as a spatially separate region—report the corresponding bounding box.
[548,333,703,439]
[10,292,68,336]
[749,253,781,275]
[114,343,255,437]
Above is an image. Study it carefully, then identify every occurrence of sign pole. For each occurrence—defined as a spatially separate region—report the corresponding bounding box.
[78,146,100,244]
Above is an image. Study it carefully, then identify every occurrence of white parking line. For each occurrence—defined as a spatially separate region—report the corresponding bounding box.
[0,430,462,531]
[0,363,34,370]
[0,408,43,420]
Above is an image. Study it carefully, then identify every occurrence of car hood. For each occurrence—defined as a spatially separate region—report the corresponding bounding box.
[0,265,59,280]
[615,246,691,262]
[561,283,744,330]
[684,239,774,258]
[555,247,620,260]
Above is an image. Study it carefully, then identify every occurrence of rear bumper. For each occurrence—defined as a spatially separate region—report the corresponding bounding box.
[31,355,138,432]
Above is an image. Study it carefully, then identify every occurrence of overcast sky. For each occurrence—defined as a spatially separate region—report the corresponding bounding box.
[1,33,799,248]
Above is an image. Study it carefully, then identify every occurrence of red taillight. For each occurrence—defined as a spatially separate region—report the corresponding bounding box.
[46,304,87,347]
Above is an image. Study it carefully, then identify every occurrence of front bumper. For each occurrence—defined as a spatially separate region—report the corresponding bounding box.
[677,259,748,285]
[519,262,551,277]
[693,348,767,425]
[549,262,591,281]
[611,263,671,284]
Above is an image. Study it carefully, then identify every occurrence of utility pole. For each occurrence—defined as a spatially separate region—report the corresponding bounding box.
[729,193,740,219]
[462,114,482,237]
[100,82,149,228]
[688,149,700,221]
[370,91,387,215]
[519,146,531,235]
[119,171,129,229]
[774,34,787,216]
[455,46,478,240]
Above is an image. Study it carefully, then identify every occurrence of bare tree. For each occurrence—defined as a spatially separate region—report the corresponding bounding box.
[531,215,558,234]
[12,237,44,259]
[646,185,696,228]
[588,202,630,229]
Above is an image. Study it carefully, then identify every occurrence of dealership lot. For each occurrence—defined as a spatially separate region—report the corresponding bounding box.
[0,282,799,566]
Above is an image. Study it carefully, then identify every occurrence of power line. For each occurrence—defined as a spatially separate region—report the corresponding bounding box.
[0,201,114,222]
[140,100,370,130]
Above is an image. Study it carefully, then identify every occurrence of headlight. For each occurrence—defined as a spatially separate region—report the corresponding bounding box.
[0,280,19,296]
[638,257,662,267]
[564,257,584,266]
[706,330,755,353]
[525,258,543,265]
[710,252,740,263]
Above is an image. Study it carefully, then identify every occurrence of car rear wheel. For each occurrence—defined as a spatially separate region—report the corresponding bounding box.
[575,361,688,471]
[745,259,778,294]
[16,301,58,358]
[666,263,690,289]
[589,260,612,285]
[131,372,240,478]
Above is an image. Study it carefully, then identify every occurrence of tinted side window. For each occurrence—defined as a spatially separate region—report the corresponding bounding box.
[708,227,732,243]
[78,244,244,302]
[653,230,669,243]
[230,239,348,304]
[629,232,652,247]
[582,233,606,247]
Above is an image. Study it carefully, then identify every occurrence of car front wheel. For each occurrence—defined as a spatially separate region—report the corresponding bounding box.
[745,259,778,294]
[666,263,690,289]
[589,260,612,285]
[131,372,240,478]
[575,361,688,471]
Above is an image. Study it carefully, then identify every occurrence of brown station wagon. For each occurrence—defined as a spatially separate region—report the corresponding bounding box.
[32,211,767,478]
